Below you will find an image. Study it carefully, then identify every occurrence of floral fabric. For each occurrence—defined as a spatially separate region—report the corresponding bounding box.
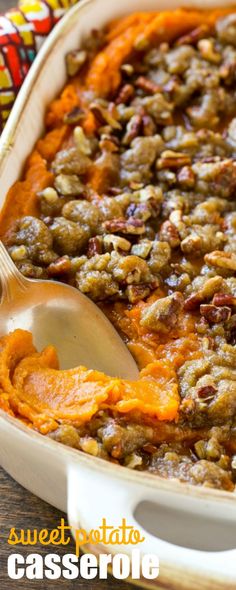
[0,0,78,130]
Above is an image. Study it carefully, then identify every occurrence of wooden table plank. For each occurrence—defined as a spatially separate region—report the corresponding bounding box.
[0,1,134,587]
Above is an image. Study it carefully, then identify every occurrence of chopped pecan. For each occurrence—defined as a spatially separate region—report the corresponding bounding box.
[140,292,184,333]
[134,33,150,51]
[197,39,221,64]
[66,49,87,76]
[48,256,72,276]
[53,146,91,176]
[220,62,236,82]
[126,284,151,303]
[129,181,145,190]
[184,277,224,311]
[10,245,28,262]
[109,253,151,286]
[148,241,171,273]
[103,217,145,235]
[135,76,161,94]
[169,209,185,233]
[99,135,119,152]
[115,84,134,105]
[216,13,236,46]
[39,187,59,204]
[131,240,152,259]
[197,385,217,400]
[63,106,84,125]
[142,114,157,136]
[205,251,236,271]
[214,160,236,198]
[200,277,224,299]
[103,234,131,253]
[90,102,122,130]
[159,220,180,248]
[212,293,236,307]
[54,174,84,197]
[200,304,231,324]
[87,236,103,258]
[226,314,236,345]
[184,293,203,311]
[74,126,92,155]
[181,235,202,255]
[120,63,134,77]
[157,150,191,170]
[126,202,152,222]
[122,114,143,145]
[107,187,123,196]
[163,77,180,95]
[176,24,210,46]
[143,443,158,455]
[139,184,163,207]
[177,166,195,188]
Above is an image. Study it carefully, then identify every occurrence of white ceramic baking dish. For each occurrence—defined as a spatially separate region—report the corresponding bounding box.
[0,1,236,588]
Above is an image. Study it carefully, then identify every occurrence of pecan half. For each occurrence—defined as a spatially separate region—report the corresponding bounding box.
[103,217,145,235]
[200,304,231,323]
[157,150,191,170]
[212,293,236,307]
[87,236,103,258]
[48,256,71,276]
[115,84,134,105]
[135,76,161,94]
[184,293,203,311]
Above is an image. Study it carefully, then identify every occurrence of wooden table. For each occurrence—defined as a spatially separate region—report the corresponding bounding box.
[0,1,134,588]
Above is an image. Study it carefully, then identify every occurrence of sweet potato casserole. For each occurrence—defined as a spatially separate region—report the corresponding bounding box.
[1,8,236,491]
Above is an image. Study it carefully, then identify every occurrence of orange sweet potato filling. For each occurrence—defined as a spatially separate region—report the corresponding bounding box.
[0,330,179,434]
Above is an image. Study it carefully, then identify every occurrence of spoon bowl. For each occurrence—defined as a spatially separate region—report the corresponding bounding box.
[0,242,139,378]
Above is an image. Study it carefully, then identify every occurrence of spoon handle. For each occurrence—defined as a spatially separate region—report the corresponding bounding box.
[0,241,28,303]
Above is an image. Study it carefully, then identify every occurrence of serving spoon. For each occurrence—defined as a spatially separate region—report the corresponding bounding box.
[0,242,138,378]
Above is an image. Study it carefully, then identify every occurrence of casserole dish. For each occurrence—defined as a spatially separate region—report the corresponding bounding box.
[0,0,236,588]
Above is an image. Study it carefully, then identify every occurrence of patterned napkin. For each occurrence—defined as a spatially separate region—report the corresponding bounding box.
[0,0,78,131]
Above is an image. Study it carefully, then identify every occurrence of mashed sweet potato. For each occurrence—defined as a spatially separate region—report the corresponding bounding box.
[0,330,179,434]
